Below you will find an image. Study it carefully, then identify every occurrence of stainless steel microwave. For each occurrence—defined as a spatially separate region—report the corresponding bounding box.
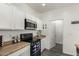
[24,18,37,30]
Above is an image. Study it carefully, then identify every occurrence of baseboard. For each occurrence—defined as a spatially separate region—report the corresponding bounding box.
[45,44,56,50]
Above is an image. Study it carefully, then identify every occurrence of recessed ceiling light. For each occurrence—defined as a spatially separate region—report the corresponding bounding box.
[42,3,46,6]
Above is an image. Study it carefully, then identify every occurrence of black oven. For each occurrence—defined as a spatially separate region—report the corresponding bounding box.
[20,33,33,43]
[20,33,41,56]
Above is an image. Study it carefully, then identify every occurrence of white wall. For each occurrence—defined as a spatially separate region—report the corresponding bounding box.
[49,21,56,49]
[41,6,79,55]
[62,7,79,55]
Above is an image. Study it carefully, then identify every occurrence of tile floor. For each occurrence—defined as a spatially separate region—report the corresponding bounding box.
[42,44,72,56]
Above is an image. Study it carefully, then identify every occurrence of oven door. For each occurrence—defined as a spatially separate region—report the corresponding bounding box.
[20,33,33,42]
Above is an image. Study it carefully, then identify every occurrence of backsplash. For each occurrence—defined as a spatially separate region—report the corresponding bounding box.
[0,30,37,42]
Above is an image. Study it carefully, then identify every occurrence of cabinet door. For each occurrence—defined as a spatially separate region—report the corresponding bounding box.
[0,4,11,29]
[8,47,27,56]
[0,4,25,30]
[41,41,43,52]
[19,45,30,56]
[41,39,45,52]
[12,7,24,30]
[36,18,42,30]
[8,45,30,56]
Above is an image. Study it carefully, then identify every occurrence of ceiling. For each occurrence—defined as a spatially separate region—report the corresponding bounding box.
[27,3,79,13]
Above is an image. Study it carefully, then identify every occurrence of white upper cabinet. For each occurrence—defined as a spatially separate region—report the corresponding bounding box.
[36,18,42,30]
[0,4,11,29]
[12,6,25,30]
[0,4,25,30]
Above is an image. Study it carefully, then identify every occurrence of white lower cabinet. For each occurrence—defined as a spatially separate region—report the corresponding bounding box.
[41,38,46,52]
[19,45,30,56]
[8,45,30,56]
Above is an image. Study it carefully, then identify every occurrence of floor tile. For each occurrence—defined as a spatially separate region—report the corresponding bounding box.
[41,44,71,56]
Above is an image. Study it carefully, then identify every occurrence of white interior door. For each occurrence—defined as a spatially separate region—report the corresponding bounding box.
[46,21,56,49]
[49,21,56,48]
[55,20,63,44]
